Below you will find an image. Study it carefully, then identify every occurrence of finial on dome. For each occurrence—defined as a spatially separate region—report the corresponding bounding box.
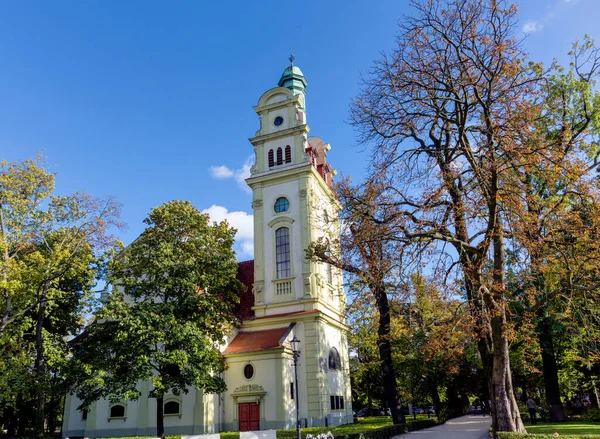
[278,55,307,96]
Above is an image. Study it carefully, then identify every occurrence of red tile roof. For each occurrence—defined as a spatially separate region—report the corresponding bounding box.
[223,326,291,355]
[236,260,254,321]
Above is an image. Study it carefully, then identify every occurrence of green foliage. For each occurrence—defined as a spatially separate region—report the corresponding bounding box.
[0,155,122,435]
[524,420,600,436]
[584,409,600,422]
[498,434,600,439]
[220,433,240,439]
[68,200,243,436]
[275,417,437,439]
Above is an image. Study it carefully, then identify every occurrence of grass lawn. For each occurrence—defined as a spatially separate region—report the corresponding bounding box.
[276,415,437,438]
[524,420,600,436]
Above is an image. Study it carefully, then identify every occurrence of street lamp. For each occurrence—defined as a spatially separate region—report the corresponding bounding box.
[290,336,301,439]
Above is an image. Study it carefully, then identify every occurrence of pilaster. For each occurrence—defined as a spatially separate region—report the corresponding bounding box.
[136,381,149,435]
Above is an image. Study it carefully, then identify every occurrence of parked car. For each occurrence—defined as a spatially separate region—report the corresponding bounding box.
[414,407,425,414]
[356,407,383,417]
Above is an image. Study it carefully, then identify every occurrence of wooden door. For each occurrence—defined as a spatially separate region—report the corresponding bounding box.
[238,402,260,431]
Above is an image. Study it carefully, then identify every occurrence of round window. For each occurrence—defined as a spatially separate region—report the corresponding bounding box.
[274,116,284,126]
[274,197,289,213]
[244,364,254,380]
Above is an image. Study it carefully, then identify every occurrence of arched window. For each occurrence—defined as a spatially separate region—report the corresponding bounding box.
[285,145,292,163]
[323,210,329,224]
[275,227,291,279]
[164,400,180,415]
[268,149,274,167]
[328,347,341,371]
[110,404,125,418]
[276,147,283,165]
[274,197,289,213]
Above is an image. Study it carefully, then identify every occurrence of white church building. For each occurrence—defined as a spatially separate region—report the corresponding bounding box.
[62,62,353,437]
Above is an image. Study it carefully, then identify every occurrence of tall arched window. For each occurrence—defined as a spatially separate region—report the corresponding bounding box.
[268,149,274,167]
[328,348,341,371]
[276,147,283,165]
[285,145,292,163]
[275,227,291,279]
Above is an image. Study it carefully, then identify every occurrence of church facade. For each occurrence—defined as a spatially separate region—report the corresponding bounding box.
[62,63,353,437]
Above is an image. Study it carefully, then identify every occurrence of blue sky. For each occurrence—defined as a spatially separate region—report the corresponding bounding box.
[1,0,597,260]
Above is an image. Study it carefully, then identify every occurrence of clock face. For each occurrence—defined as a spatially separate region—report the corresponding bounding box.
[274,116,284,126]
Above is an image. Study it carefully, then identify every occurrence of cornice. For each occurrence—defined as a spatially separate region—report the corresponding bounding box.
[249,124,309,146]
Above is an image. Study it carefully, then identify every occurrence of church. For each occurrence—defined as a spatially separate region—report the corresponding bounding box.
[62,62,353,437]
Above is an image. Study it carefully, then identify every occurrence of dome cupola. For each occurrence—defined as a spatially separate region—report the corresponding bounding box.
[278,55,307,96]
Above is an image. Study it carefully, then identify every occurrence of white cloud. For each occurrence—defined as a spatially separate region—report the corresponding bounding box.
[522,0,579,35]
[209,156,253,193]
[210,165,234,179]
[202,205,254,260]
[523,20,543,33]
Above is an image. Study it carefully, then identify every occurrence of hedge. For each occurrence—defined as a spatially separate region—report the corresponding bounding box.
[58,419,438,439]
[497,433,600,439]
[302,419,437,439]
[325,423,407,439]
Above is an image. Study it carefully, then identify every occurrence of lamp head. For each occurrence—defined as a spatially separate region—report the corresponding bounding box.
[290,336,301,353]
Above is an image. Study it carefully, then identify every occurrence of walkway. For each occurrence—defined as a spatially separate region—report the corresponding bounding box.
[396,415,492,439]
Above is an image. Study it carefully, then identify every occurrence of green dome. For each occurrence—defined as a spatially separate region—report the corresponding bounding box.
[278,64,307,96]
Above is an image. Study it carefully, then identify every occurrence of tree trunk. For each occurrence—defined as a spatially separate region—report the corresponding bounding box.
[6,402,17,439]
[591,380,599,409]
[374,285,406,424]
[490,313,525,432]
[34,279,50,436]
[489,223,526,433]
[537,316,568,422]
[429,380,441,415]
[367,382,372,416]
[156,395,165,439]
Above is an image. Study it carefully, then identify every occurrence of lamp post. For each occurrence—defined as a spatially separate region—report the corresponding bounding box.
[290,336,301,439]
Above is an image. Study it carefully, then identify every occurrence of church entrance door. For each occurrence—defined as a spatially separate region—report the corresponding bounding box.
[238,402,260,431]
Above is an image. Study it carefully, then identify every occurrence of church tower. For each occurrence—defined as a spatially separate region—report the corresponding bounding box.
[238,59,352,428]
[247,60,343,314]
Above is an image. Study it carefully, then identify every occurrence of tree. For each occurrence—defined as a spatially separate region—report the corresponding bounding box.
[69,200,243,439]
[309,177,408,424]
[0,156,122,435]
[348,0,600,432]
[504,36,600,422]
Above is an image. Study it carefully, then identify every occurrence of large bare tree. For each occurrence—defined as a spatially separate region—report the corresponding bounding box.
[349,0,543,432]
[348,0,600,432]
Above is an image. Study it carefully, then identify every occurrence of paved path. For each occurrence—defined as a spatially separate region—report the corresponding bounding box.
[396,415,491,439]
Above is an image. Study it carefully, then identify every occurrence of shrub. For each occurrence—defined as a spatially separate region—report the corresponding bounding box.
[437,406,451,424]
[583,408,600,422]
[406,419,437,431]
[333,423,407,439]
[497,433,600,439]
